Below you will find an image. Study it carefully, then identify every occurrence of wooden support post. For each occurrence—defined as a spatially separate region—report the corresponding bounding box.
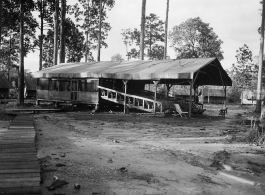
[208,87,210,104]
[224,85,227,108]
[77,79,79,100]
[123,80,128,114]
[153,81,159,115]
[201,86,204,104]
[189,80,193,118]
[165,84,173,98]
[70,78,72,100]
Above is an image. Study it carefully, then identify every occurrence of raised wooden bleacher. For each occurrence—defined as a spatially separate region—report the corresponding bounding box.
[0,114,41,195]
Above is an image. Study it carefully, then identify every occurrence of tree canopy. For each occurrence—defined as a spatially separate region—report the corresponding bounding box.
[121,13,165,60]
[42,18,85,68]
[0,0,37,77]
[70,0,115,62]
[227,44,262,102]
[111,53,124,62]
[169,17,224,61]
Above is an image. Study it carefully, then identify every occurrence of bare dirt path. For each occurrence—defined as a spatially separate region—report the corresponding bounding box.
[30,105,265,194]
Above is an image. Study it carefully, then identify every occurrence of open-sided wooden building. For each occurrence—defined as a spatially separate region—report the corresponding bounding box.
[32,58,232,116]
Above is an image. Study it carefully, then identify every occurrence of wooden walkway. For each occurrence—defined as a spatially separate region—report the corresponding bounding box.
[0,115,41,195]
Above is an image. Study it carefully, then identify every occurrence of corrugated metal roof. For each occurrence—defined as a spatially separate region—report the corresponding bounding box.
[0,77,13,89]
[33,58,232,86]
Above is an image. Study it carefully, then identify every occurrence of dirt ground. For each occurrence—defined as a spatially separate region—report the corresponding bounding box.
[1,103,265,195]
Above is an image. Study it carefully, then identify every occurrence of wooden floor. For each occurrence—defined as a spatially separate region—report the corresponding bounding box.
[0,115,41,195]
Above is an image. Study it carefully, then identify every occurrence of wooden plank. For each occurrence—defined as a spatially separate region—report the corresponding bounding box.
[5,131,35,133]
[0,181,40,188]
[0,143,36,147]
[0,149,37,153]
[0,186,41,195]
[0,161,39,166]
[0,177,40,182]
[0,172,40,179]
[0,153,37,157]
[1,137,35,139]
[0,145,36,148]
[9,121,33,123]
[4,132,35,134]
[4,134,35,137]
[4,133,35,135]
[0,155,37,159]
[8,126,35,129]
[3,136,36,139]
[0,142,36,145]
[0,139,35,143]
[0,169,40,174]
[0,163,40,170]
[0,158,38,162]
[9,122,33,124]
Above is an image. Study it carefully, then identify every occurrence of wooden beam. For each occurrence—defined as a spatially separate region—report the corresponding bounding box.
[123,80,128,113]
[189,80,193,118]
[153,81,159,115]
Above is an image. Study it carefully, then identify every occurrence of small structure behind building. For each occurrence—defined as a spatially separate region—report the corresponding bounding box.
[203,87,226,104]
[241,90,265,105]
[0,77,13,99]
[25,77,37,98]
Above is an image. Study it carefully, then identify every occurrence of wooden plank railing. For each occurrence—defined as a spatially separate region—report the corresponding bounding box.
[98,86,163,113]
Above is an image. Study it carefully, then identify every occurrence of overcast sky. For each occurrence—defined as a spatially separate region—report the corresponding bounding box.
[25,0,262,72]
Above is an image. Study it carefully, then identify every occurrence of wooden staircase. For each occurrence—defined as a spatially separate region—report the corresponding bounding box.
[98,86,163,113]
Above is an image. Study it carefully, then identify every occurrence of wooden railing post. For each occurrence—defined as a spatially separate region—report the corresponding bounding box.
[153,81,159,115]
[123,80,128,114]
[97,86,163,113]
[189,80,193,118]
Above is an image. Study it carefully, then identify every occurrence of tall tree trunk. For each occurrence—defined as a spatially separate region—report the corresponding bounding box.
[53,0,59,66]
[97,0,102,62]
[18,0,24,105]
[256,0,265,112]
[85,0,90,62]
[59,0,66,63]
[85,31,89,62]
[0,0,2,48]
[8,36,11,81]
[164,0,169,59]
[140,0,146,60]
[39,0,44,70]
